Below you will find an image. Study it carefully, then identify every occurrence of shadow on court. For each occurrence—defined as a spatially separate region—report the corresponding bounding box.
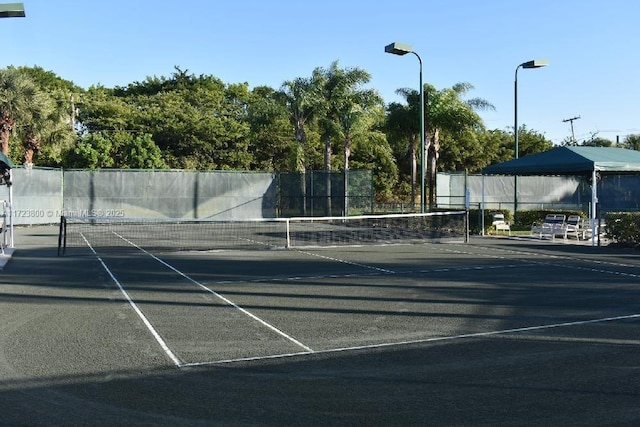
[0,227,639,426]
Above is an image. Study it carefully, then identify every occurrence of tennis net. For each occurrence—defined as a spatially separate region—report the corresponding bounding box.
[57,211,467,255]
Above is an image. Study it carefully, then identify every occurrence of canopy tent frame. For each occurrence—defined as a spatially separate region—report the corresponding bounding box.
[0,152,13,249]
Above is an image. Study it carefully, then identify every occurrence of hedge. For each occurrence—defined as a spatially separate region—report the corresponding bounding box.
[604,212,640,248]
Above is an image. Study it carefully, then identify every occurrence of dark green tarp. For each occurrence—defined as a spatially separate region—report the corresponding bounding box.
[482,146,640,175]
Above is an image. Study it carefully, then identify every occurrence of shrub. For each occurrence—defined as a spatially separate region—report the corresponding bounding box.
[604,212,640,247]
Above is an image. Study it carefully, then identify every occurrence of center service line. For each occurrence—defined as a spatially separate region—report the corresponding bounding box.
[297,249,396,273]
[114,233,314,354]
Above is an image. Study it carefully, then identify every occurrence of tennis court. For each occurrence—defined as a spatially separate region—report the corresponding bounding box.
[1,223,639,425]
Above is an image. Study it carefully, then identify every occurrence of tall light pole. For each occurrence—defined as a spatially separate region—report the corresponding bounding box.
[385,42,425,213]
[514,59,548,159]
[0,2,25,249]
[514,59,548,212]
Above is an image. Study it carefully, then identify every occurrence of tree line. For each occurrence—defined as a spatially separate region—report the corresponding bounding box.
[1,64,637,202]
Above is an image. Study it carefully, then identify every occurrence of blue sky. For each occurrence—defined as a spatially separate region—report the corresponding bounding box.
[4,0,639,145]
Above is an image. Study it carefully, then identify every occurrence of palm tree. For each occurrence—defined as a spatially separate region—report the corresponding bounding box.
[277,77,321,214]
[386,94,420,204]
[315,61,382,214]
[0,68,39,157]
[278,77,319,154]
[15,66,81,166]
[391,82,494,206]
[17,91,61,166]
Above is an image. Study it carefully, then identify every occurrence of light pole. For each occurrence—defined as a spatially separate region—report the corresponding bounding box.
[385,42,425,213]
[514,59,548,212]
[0,2,25,248]
[514,59,548,159]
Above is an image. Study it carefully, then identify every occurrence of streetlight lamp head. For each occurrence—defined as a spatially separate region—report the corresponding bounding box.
[521,59,549,69]
[385,42,413,56]
[0,2,25,17]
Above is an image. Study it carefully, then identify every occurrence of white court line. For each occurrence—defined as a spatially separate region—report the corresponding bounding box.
[113,233,314,354]
[449,242,639,269]
[438,244,640,279]
[200,263,529,287]
[80,233,183,367]
[89,235,639,368]
[180,312,640,367]
[296,249,396,273]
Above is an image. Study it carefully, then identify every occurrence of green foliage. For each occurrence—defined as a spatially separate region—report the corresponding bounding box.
[81,70,255,170]
[561,132,614,148]
[620,134,640,151]
[248,85,297,171]
[2,63,568,207]
[604,212,640,247]
[384,101,417,180]
[119,133,167,169]
[350,128,398,200]
[0,67,80,166]
[582,136,613,147]
[16,66,78,93]
[516,125,554,157]
[0,68,39,155]
[313,61,384,166]
[65,132,114,168]
[64,130,166,170]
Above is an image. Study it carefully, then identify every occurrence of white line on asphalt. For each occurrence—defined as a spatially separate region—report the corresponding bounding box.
[114,233,314,354]
[180,312,640,367]
[81,233,184,367]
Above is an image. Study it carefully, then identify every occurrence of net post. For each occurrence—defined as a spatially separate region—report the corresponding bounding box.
[465,188,470,243]
[465,211,470,243]
[57,216,67,256]
[285,218,291,248]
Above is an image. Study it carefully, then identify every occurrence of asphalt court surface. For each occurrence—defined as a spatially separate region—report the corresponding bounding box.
[103,241,639,366]
[1,226,639,425]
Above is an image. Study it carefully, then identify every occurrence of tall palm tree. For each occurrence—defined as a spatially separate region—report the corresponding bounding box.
[17,91,63,166]
[15,66,81,166]
[278,77,319,154]
[0,68,39,157]
[386,96,420,204]
[315,61,382,214]
[277,77,321,214]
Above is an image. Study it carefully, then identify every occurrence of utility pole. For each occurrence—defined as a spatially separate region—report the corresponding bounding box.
[563,116,581,144]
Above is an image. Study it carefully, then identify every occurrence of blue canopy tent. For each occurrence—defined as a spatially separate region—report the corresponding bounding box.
[482,146,640,245]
